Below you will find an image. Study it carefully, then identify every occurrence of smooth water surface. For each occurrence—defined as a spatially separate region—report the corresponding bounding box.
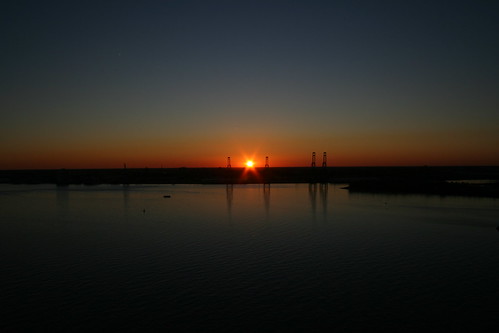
[1,184,499,331]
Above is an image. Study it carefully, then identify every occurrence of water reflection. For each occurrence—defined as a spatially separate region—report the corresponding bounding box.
[309,183,317,220]
[56,186,69,223]
[122,184,130,216]
[309,183,329,222]
[224,184,272,221]
[226,184,233,221]
[56,186,69,210]
[3,185,499,332]
[263,184,271,219]
[320,183,328,220]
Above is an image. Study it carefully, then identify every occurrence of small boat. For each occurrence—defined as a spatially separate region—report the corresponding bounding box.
[163,195,171,198]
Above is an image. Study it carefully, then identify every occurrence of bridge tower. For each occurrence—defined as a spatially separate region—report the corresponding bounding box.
[322,152,327,167]
[311,152,316,167]
[227,156,231,168]
[265,156,269,168]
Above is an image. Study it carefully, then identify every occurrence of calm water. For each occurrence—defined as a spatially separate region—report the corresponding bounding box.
[1,184,499,332]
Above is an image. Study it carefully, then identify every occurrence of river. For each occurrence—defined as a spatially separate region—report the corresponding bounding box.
[1,184,498,331]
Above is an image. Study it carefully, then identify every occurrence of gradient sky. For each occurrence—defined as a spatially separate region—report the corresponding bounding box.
[2,0,499,169]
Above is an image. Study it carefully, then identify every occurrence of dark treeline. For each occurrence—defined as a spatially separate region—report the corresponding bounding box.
[1,166,498,197]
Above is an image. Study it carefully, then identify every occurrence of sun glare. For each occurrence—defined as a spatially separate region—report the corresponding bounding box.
[245,160,254,167]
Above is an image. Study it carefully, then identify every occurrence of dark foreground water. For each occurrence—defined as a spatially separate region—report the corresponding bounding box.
[1,184,499,332]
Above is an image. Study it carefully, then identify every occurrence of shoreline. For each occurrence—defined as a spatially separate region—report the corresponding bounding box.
[1,166,499,197]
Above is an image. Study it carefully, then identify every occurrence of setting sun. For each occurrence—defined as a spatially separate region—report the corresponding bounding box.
[245,160,254,167]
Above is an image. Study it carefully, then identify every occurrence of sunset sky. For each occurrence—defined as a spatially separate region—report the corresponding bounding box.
[2,0,498,169]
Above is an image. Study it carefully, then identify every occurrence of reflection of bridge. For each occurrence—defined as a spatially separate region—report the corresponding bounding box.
[225,183,329,222]
[226,184,233,219]
[309,183,329,221]
[225,184,271,219]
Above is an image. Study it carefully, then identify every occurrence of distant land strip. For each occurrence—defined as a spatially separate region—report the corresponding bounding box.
[1,166,499,197]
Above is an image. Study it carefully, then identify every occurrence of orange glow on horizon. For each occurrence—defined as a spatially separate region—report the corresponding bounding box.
[2,136,499,169]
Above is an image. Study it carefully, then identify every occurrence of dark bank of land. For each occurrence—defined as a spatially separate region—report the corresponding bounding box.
[1,166,499,197]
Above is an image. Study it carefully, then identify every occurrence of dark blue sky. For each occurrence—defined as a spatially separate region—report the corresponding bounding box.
[2,0,499,168]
